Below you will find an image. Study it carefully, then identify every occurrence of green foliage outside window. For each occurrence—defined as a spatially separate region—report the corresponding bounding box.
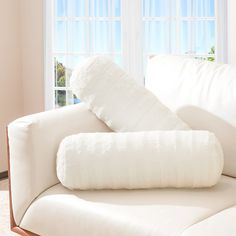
[55,59,66,87]
[207,46,215,62]
[54,58,66,107]
[54,58,79,107]
[56,90,66,107]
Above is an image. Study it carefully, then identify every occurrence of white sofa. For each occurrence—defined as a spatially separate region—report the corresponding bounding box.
[7,56,236,236]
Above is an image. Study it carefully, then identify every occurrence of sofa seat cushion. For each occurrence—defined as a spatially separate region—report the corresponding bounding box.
[181,205,236,236]
[20,176,236,236]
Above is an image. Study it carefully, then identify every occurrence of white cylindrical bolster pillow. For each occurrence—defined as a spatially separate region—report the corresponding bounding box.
[70,56,189,132]
[57,131,223,190]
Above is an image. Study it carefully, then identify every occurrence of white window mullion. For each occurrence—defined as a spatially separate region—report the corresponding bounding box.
[167,0,172,54]
[108,0,113,59]
[189,0,194,54]
[85,0,90,57]
[204,0,209,56]
[91,0,95,55]
[65,5,69,106]
[121,0,143,85]
[175,0,181,55]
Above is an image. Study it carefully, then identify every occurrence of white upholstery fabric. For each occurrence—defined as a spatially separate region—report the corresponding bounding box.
[7,103,111,225]
[145,55,236,177]
[57,131,223,190]
[181,205,236,236]
[20,176,236,236]
[71,56,189,132]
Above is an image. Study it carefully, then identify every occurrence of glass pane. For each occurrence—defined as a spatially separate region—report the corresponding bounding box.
[67,90,80,105]
[180,21,191,54]
[68,21,86,52]
[143,0,167,17]
[54,21,67,52]
[207,0,215,17]
[195,0,215,17]
[114,0,121,16]
[195,21,215,54]
[195,21,206,54]
[170,20,177,53]
[114,55,122,66]
[66,55,86,86]
[180,0,191,17]
[56,0,67,17]
[180,20,215,55]
[68,0,86,17]
[206,21,215,54]
[93,21,110,52]
[113,21,121,52]
[143,54,150,75]
[91,0,109,17]
[55,90,66,107]
[54,56,66,87]
[181,0,215,17]
[144,21,168,53]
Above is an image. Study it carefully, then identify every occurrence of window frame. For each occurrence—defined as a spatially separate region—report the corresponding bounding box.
[44,0,54,110]
[44,0,228,110]
[215,0,228,62]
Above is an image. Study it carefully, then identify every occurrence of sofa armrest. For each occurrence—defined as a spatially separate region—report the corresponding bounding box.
[7,103,111,226]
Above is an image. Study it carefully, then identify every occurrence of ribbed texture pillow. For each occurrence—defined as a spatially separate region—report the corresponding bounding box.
[57,131,223,190]
[70,56,189,132]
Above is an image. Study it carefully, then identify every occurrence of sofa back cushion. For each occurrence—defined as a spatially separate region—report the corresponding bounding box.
[145,55,236,177]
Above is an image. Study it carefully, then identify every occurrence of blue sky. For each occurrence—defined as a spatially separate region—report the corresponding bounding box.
[55,0,215,68]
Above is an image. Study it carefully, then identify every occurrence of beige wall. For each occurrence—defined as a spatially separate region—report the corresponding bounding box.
[0,0,44,173]
[0,0,23,172]
[20,0,44,115]
[228,0,236,64]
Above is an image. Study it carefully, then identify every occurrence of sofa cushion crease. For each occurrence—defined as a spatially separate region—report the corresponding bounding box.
[181,204,236,236]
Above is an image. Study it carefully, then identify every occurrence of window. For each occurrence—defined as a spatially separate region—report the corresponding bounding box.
[45,0,227,109]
